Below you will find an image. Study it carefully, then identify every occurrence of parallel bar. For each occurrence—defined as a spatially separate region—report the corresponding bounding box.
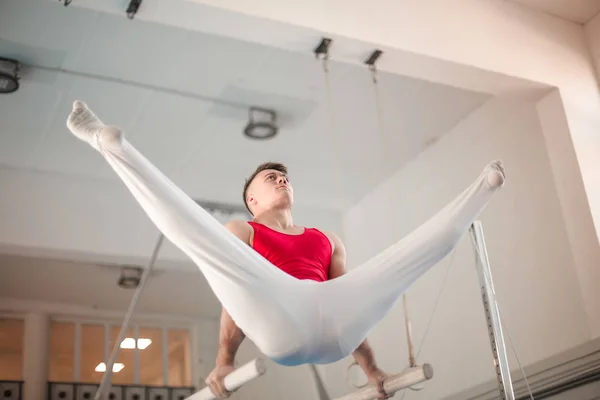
[469,221,515,400]
[333,364,433,400]
[185,358,267,400]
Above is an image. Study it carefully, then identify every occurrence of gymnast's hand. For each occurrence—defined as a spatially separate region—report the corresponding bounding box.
[366,368,391,399]
[205,364,236,398]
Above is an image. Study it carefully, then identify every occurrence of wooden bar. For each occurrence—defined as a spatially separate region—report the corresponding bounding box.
[185,358,267,400]
[333,364,433,400]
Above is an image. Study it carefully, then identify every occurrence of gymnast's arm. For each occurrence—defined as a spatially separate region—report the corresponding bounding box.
[205,220,252,398]
[326,231,390,398]
[326,231,379,372]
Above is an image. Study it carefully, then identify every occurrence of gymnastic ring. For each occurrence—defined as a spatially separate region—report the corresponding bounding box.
[345,361,369,389]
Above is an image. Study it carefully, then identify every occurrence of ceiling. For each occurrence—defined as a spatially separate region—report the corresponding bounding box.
[0,0,491,213]
[508,0,600,24]
[0,253,221,318]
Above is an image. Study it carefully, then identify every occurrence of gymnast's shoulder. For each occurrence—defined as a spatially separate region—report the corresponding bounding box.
[317,229,345,253]
[224,219,253,244]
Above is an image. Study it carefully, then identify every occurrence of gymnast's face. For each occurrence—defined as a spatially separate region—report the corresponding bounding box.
[246,169,294,214]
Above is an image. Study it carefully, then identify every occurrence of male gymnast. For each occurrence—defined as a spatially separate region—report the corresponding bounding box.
[65,101,505,399]
[205,162,391,399]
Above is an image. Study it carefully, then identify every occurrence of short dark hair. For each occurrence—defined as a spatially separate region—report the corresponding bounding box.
[243,162,288,215]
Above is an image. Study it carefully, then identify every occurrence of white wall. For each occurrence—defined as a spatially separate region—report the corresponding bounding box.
[584,12,600,83]
[325,97,591,399]
[536,90,600,343]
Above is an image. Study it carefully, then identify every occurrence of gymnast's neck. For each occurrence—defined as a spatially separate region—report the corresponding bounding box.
[253,207,295,230]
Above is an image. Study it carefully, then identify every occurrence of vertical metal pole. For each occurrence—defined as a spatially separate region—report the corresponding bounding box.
[469,221,515,400]
[96,233,165,400]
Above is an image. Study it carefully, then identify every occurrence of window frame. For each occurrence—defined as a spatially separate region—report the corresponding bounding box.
[48,315,197,388]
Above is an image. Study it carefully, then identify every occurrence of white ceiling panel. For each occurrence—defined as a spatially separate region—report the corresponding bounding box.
[0,70,64,168]
[241,47,353,104]
[508,0,600,24]
[125,92,217,177]
[162,30,273,99]
[0,0,95,68]
[28,73,154,181]
[64,12,190,88]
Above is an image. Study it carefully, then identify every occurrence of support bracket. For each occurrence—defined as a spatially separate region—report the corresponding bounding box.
[314,37,333,60]
[364,49,383,67]
[126,0,143,19]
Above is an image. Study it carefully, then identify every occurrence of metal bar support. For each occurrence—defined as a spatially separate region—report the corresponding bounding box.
[469,220,515,400]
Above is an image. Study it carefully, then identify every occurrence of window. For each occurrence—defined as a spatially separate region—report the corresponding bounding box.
[0,318,24,380]
[108,326,135,385]
[49,322,75,381]
[168,329,191,387]
[139,328,163,386]
[80,324,105,383]
[47,321,193,388]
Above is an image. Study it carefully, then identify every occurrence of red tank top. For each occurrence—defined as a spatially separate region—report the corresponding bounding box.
[248,222,332,282]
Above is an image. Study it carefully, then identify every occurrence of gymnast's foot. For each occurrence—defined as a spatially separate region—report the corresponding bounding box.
[485,160,505,190]
[66,101,123,151]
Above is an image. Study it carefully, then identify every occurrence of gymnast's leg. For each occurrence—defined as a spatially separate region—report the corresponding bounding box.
[317,161,505,360]
[65,101,314,356]
[65,101,286,284]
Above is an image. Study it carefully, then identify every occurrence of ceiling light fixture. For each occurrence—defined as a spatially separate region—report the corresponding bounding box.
[243,107,278,140]
[117,265,143,289]
[0,57,20,94]
[95,362,125,373]
[120,337,152,349]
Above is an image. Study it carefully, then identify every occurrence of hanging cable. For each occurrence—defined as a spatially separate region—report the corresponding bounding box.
[366,50,463,399]
[316,41,457,397]
[365,48,420,374]
[316,38,374,392]
[314,38,348,243]
[95,233,165,400]
[397,250,457,400]
[413,250,456,363]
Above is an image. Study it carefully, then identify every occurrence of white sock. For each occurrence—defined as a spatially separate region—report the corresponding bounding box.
[66,100,123,151]
[486,160,505,189]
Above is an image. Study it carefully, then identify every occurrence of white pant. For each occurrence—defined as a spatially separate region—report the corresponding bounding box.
[88,128,502,366]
